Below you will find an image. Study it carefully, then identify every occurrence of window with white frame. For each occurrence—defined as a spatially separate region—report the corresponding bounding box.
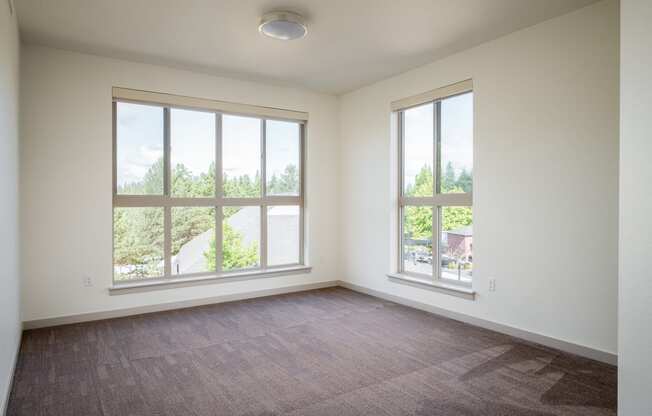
[396,82,473,286]
[112,91,305,283]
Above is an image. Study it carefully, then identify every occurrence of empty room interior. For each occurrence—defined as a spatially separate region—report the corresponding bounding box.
[1,0,651,414]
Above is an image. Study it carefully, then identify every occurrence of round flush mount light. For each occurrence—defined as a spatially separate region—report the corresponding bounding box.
[259,11,307,40]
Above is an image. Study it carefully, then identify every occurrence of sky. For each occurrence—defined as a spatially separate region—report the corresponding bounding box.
[116,94,469,193]
[116,102,164,188]
[403,92,473,192]
[116,102,299,189]
[171,108,215,179]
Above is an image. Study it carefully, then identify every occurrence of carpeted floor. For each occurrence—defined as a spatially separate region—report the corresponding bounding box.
[7,287,617,415]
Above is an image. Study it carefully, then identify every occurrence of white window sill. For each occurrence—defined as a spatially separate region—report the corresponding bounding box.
[387,273,475,300]
[109,265,312,295]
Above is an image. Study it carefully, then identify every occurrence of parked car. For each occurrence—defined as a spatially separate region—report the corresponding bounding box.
[416,253,432,264]
[440,254,454,266]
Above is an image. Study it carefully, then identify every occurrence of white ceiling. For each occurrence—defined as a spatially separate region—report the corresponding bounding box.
[16,0,599,94]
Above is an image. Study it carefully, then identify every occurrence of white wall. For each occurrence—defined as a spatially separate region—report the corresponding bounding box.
[619,0,652,413]
[339,0,619,356]
[20,45,340,321]
[0,0,21,411]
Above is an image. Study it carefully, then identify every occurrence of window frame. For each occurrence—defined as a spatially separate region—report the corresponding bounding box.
[397,90,473,287]
[112,97,306,285]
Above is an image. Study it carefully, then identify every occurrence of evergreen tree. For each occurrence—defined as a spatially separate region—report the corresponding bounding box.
[267,164,299,195]
[442,161,456,193]
[456,168,472,193]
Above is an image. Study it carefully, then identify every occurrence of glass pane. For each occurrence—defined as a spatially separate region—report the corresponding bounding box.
[171,207,215,275]
[222,206,260,270]
[403,103,433,197]
[440,92,473,194]
[223,115,261,198]
[171,109,215,197]
[266,120,300,196]
[440,206,473,283]
[267,205,300,266]
[113,207,164,281]
[116,102,164,195]
[402,205,433,275]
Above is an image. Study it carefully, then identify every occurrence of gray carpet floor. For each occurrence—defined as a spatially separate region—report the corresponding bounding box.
[7,287,616,415]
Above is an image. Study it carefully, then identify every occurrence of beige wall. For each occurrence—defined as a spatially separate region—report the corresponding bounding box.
[339,0,619,355]
[20,45,340,321]
[0,0,21,411]
[619,0,652,413]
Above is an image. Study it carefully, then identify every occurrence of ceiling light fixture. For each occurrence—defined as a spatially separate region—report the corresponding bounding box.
[259,11,307,41]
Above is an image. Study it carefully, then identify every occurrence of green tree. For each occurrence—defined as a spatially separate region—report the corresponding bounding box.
[204,221,258,270]
[403,164,472,237]
[456,168,472,193]
[267,164,299,195]
[223,171,260,197]
[404,165,434,239]
[113,206,164,278]
[441,161,456,193]
[442,205,472,231]
[171,207,214,256]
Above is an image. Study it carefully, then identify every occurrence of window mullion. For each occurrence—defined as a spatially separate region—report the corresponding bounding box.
[163,107,172,277]
[260,119,268,269]
[299,122,306,265]
[112,101,118,196]
[164,107,171,196]
[215,113,223,273]
[164,207,172,277]
[432,205,439,280]
[398,111,405,273]
[260,206,267,269]
[433,102,440,281]
[435,101,442,195]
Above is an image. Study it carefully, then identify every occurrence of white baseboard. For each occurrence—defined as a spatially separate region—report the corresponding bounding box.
[338,280,617,366]
[23,280,340,330]
[19,279,616,366]
[1,327,22,416]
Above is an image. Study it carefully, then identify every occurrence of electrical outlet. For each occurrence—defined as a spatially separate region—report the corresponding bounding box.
[488,278,496,292]
[83,275,93,287]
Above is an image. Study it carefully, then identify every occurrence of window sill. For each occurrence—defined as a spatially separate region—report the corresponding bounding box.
[387,273,475,300]
[109,265,312,295]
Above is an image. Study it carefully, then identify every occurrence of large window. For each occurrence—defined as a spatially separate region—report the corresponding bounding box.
[397,88,473,286]
[113,97,305,283]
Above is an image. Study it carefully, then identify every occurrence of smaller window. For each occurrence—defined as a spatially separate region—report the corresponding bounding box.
[396,86,473,286]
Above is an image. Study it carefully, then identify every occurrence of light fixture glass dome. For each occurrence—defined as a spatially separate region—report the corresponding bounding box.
[259,11,307,40]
